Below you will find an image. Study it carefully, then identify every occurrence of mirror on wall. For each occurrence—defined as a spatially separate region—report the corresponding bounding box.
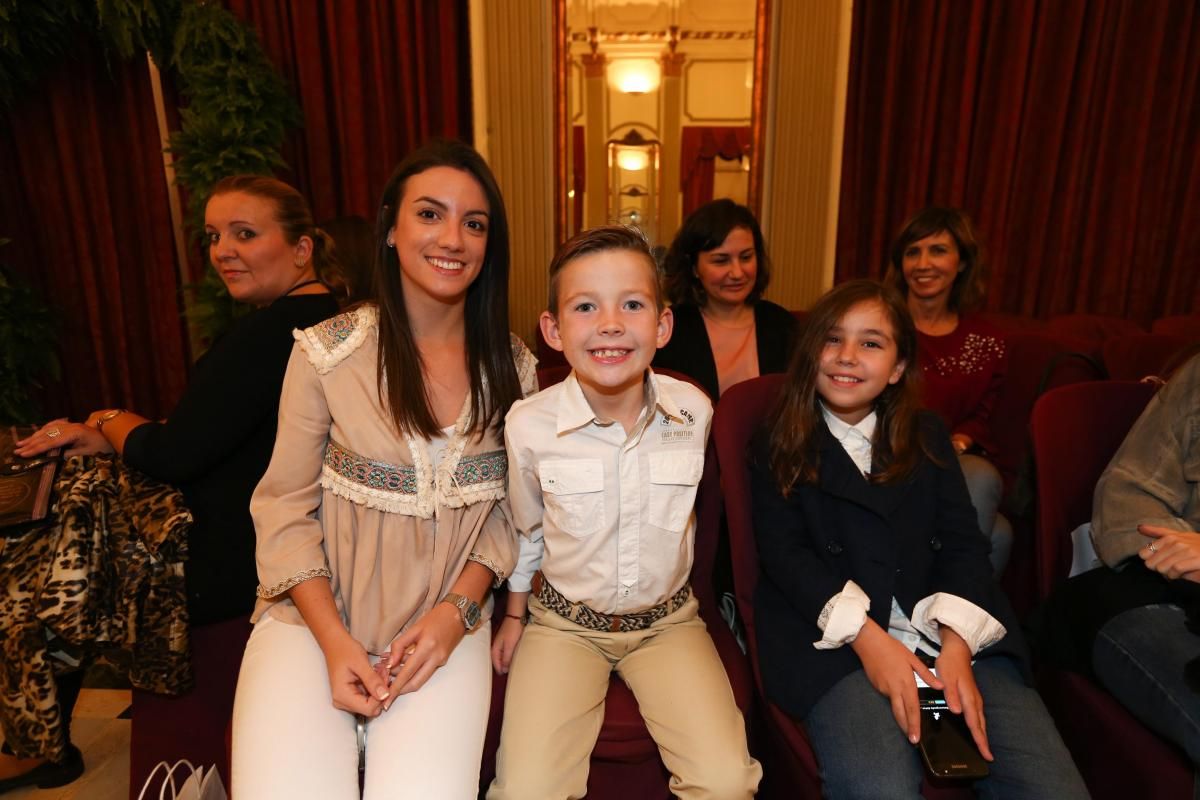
[559,0,765,248]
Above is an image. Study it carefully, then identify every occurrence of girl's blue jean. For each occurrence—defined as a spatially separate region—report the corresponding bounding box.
[803,656,1089,799]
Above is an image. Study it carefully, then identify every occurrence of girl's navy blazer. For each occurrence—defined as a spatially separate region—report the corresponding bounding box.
[748,411,1028,719]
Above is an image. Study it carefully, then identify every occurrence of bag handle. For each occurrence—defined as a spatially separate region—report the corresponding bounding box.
[136,759,199,800]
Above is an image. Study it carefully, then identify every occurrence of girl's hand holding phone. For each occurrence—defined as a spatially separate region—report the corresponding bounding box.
[935,627,994,761]
[851,618,942,744]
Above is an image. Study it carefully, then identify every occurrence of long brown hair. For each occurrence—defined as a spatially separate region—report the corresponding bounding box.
[769,280,931,494]
[207,175,348,301]
[884,206,986,313]
[370,140,522,440]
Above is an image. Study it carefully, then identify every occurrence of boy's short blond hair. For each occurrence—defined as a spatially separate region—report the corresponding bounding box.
[547,225,663,315]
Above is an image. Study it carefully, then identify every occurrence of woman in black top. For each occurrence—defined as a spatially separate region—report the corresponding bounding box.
[653,199,797,400]
[6,176,340,791]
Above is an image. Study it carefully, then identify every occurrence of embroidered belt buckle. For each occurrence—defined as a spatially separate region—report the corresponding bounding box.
[531,571,691,633]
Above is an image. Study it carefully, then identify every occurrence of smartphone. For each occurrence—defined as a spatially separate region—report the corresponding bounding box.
[916,665,989,780]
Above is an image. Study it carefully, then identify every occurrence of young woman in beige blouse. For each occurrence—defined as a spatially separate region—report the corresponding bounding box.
[230,141,537,799]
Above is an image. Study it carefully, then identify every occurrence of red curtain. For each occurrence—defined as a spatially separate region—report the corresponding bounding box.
[681,126,751,218]
[836,0,1200,323]
[0,39,189,420]
[223,0,473,225]
[572,125,585,233]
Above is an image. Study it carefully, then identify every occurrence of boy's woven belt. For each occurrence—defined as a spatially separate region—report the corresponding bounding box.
[531,571,691,633]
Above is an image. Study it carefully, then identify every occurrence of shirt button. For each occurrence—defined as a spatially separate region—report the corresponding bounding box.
[929,537,943,552]
[826,542,843,556]
[623,588,630,596]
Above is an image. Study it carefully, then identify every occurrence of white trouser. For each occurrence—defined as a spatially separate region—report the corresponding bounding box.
[231,613,492,800]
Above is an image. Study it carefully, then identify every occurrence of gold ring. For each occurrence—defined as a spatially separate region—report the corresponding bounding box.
[46,428,61,439]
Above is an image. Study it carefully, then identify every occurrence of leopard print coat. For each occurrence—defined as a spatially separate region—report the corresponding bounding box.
[0,456,191,760]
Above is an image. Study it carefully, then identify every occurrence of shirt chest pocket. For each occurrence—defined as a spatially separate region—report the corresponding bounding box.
[648,451,704,533]
[540,459,605,538]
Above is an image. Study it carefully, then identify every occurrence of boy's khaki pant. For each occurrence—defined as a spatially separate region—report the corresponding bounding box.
[488,594,761,800]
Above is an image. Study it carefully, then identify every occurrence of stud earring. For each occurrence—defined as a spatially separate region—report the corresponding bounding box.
[386,236,395,248]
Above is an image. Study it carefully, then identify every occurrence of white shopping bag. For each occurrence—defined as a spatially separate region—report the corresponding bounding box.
[137,759,228,800]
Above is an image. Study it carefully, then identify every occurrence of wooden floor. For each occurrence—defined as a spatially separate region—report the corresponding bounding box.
[2,689,130,800]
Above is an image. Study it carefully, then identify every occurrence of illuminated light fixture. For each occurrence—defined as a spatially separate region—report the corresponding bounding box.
[607,58,661,94]
[617,148,650,172]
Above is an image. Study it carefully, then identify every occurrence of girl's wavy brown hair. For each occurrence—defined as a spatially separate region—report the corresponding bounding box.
[769,280,934,495]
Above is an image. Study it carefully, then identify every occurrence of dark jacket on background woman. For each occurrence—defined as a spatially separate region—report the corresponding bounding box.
[653,300,798,400]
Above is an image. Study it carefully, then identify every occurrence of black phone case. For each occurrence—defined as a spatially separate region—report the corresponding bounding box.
[917,689,989,779]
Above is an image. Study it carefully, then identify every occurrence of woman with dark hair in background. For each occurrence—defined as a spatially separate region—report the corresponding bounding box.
[4,176,341,792]
[885,207,1013,575]
[654,198,797,400]
[231,140,536,799]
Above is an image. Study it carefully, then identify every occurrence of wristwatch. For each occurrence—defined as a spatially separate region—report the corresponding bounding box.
[96,409,127,430]
[441,592,483,632]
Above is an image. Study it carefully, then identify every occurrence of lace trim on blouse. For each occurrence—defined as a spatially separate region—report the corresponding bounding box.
[294,305,376,375]
[321,437,508,517]
[307,324,532,516]
[511,333,539,396]
[257,567,333,599]
[468,552,508,586]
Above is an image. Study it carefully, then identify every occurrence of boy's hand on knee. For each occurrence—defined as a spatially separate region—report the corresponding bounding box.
[851,619,941,745]
[936,629,993,762]
[491,617,525,674]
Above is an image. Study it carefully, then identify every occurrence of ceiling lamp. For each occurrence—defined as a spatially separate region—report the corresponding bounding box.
[616,148,650,172]
[607,58,661,94]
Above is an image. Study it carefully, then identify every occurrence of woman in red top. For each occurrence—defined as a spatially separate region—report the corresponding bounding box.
[885,207,1012,575]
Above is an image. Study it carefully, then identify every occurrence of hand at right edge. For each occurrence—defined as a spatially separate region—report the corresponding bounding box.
[850,618,943,745]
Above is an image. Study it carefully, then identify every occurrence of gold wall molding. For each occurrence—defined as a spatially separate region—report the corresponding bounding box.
[470,0,558,346]
[759,0,852,311]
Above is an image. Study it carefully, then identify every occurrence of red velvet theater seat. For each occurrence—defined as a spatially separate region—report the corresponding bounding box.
[1151,314,1200,338]
[131,616,252,800]
[1045,313,1144,349]
[1029,379,1191,800]
[1102,333,1195,381]
[1029,380,1158,600]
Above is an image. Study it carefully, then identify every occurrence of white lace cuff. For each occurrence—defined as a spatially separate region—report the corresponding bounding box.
[813,580,871,650]
[910,592,1006,655]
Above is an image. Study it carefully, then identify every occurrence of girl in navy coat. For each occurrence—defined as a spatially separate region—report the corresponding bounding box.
[749,280,1086,799]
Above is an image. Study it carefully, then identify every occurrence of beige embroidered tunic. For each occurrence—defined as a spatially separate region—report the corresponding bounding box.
[250,305,538,654]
